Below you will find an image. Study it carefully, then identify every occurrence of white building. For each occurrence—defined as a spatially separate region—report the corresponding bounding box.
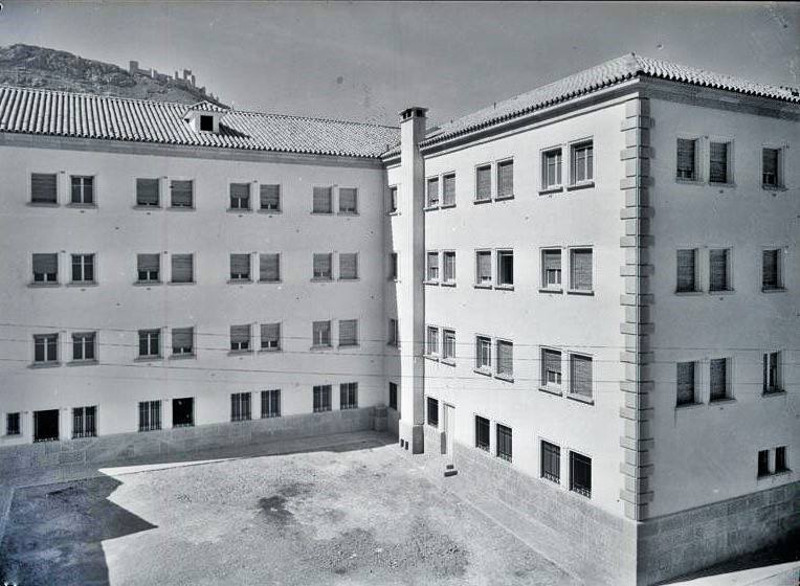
[1,54,798,585]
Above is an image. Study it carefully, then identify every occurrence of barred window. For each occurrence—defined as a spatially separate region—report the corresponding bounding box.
[541,441,560,483]
[496,424,512,462]
[475,416,490,451]
[138,400,161,432]
[261,389,281,418]
[340,382,358,410]
[72,406,97,439]
[569,452,592,498]
[313,385,332,412]
[231,392,252,422]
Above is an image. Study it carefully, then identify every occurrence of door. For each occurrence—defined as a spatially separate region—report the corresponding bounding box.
[442,403,455,456]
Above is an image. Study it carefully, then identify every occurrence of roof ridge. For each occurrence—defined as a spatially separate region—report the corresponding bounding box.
[231,107,399,129]
[0,83,206,109]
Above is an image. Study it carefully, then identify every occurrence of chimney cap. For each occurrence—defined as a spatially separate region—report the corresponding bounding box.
[399,107,428,121]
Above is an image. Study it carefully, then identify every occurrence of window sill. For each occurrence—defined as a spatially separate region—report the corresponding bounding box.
[169,281,196,286]
[30,362,61,369]
[675,178,701,185]
[495,373,514,383]
[761,287,786,294]
[709,397,736,406]
[424,280,439,286]
[228,279,253,285]
[441,282,456,287]
[66,203,98,209]
[337,211,359,216]
[28,202,60,208]
[29,282,61,288]
[310,211,334,216]
[675,290,703,296]
[762,390,786,398]
[474,283,493,289]
[169,353,196,360]
[709,289,735,295]
[257,280,282,285]
[675,401,704,410]
[495,194,515,201]
[227,208,253,214]
[228,350,253,356]
[441,358,456,367]
[539,187,563,195]
[424,355,440,362]
[473,197,492,205]
[538,386,562,397]
[473,367,492,377]
[424,205,439,212]
[388,210,400,216]
[134,281,162,287]
[310,277,333,282]
[338,344,360,350]
[539,287,563,294]
[566,181,595,191]
[495,284,514,291]
[338,277,360,282]
[167,206,196,211]
[66,282,98,288]
[567,289,594,296]
[567,393,594,405]
[757,470,793,483]
[67,359,98,367]
[709,181,736,188]
[439,203,456,209]
[761,184,787,192]
[134,356,163,363]
[134,204,162,210]
[257,208,282,214]
[258,348,282,353]
[310,345,333,351]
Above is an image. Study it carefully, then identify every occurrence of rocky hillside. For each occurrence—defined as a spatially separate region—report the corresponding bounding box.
[0,44,226,106]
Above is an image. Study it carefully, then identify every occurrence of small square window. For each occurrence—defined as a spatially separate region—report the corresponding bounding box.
[32,253,59,284]
[137,254,160,283]
[31,173,58,204]
[199,115,214,132]
[136,178,160,207]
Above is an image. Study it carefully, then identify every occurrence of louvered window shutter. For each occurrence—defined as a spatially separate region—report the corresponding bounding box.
[477,252,491,283]
[261,323,280,348]
[677,139,696,179]
[31,173,58,203]
[443,252,456,281]
[544,350,561,379]
[33,253,58,279]
[313,187,332,213]
[762,149,779,185]
[230,183,250,208]
[476,166,491,200]
[137,178,159,206]
[497,341,513,376]
[171,254,193,283]
[231,325,250,343]
[260,254,280,282]
[138,254,160,272]
[171,180,193,207]
[339,188,358,213]
[260,184,280,210]
[426,178,439,206]
[172,328,193,350]
[676,249,695,292]
[762,250,778,289]
[313,254,332,278]
[677,362,695,405]
[710,358,727,400]
[709,142,728,183]
[231,254,250,278]
[571,355,592,398]
[442,174,456,205]
[339,253,357,279]
[339,320,357,346]
[709,249,728,291]
[497,161,513,197]
[570,249,593,291]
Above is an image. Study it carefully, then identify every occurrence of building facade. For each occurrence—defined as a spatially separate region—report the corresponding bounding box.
[1,54,798,584]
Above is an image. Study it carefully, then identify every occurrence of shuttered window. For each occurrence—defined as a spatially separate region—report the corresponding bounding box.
[261,389,281,418]
[475,416,490,451]
[259,253,280,282]
[762,249,780,290]
[569,452,592,498]
[33,253,59,283]
[137,254,160,282]
[172,327,194,355]
[426,326,439,356]
[762,148,780,186]
[442,173,456,206]
[339,188,358,213]
[570,248,593,291]
[230,324,251,351]
[541,441,561,483]
[709,358,729,401]
[312,186,333,213]
[496,424,512,462]
[340,382,358,409]
[709,248,730,292]
[72,406,97,438]
[476,251,492,285]
[260,323,280,350]
[170,180,193,207]
[229,183,250,210]
[497,340,513,378]
[542,349,562,387]
[475,165,491,201]
[709,141,730,184]
[497,160,514,198]
[138,400,161,432]
[71,176,94,205]
[497,250,514,286]
[136,178,160,206]
[72,332,96,361]
[476,336,491,370]
[231,392,251,422]
[34,334,59,363]
[442,251,456,283]
[677,138,697,180]
[313,385,332,412]
[570,355,593,398]
[260,184,280,211]
[312,321,331,347]
[542,148,562,189]
[676,249,697,292]
[230,254,251,281]
[138,329,160,358]
[426,177,440,207]
[31,173,58,204]
[426,251,439,281]
[339,253,358,280]
[442,329,456,361]
[339,319,358,346]
[313,253,332,279]
[571,142,593,184]
[542,249,562,288]
[676,362,696,406]
[171,254,194,283]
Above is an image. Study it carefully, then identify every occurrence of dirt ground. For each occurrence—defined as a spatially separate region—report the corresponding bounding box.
[0,433,579,586]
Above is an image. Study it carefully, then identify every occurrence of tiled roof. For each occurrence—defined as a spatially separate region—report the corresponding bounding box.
[0,86,399,158]
[417,53,800,149]
[184,101,230,114]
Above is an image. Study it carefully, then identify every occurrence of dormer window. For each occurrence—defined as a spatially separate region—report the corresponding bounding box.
[183,102,226,134]
[200,115,214,132]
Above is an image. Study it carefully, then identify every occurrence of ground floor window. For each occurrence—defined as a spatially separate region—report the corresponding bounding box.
[541,441,560,483]
[313,385,332,412]
[138,400,162,432]
[388,382,398,411]
[427,397,439,427]
[261,389,281,419]
[33,409,59,442]
[340,382,358,410]
[173,397,194,428]
[475,416,490,451]
[6,412,21,436]
[72,406,97,438]
[569,451,592,498]
[231,392,252,422]
[496,424,512,462]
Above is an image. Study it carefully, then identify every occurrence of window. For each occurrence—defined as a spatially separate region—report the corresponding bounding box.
[199,115,214,131]
[676,361,696,406]
[569,452,592,498]
[389,252,399,281]
[388,318,399,347]
[475,250,492,286]
[442,173,456,206]
[172,327,194,356]
[775,446,788,473]
[676,249,698,293]
[427,397,439,427]
[230,324,251,352]
[71,254,95,284]
[313,385,332,412]
[32,253,58,283]
[442,251,456,284]
[231,392,252,422]
[570,248,593,292]
[496,340,513,379]
[31,173,58,204]
[542,249,562,289]
[6,412,21,436]
[762,148,781,187]
[312,320,332,347]
[229,183,250,210]
[542,148,562,190]
[542,349,562,390]
[260,323,280,351]
[259,253,280,283]
[476,336,491,371]
[137,253,160,283]
[709,358,730,402]
[762,249,782,291]
[312,186,333,213]
[313,253,333,280]
[172,397,194,427]
[170,179,193,208]
[497,250,514,287]
[339,253,358,280]
[497,160,514,198]
[426,252,439,282]
[260,184,281,211]
[570,141,594,184]
[426,326,440,357]
[389,382,398,410]
[138,400,161,432]
[339,187,358,213]
[261,389,281,418]
[389,186,398,213]
[475,165,491,202]
[757,449,770,477]
[676,138,697,180]
[709,248,731,292]
[33,409,59,442]
[496,424,512,462]
[709,141,731,184]
[72,406,97,439]
[541,441,560,483]
[138,329,161,358]
[426,177,440,207]
[339,319,358,347]
[340,382,358,410]
[441,329,456,362]
[230,253,251,281]
[136,178,160,206]
[171,254,194,284]
[34,334,58,364]
[71,176,94,205]
[475,416,490,451]
[763,352,782,393]
[570,355,593,399]
[72,332,96,362]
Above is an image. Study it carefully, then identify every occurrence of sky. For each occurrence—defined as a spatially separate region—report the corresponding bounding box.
[0,1,798,128]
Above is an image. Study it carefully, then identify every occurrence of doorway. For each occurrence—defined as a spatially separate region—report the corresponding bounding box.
[33,409,60,442]
[442,403,455,456]
[173,397,194,428]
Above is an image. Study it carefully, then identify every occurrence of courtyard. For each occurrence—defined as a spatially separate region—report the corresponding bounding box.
[0,431,579,586]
